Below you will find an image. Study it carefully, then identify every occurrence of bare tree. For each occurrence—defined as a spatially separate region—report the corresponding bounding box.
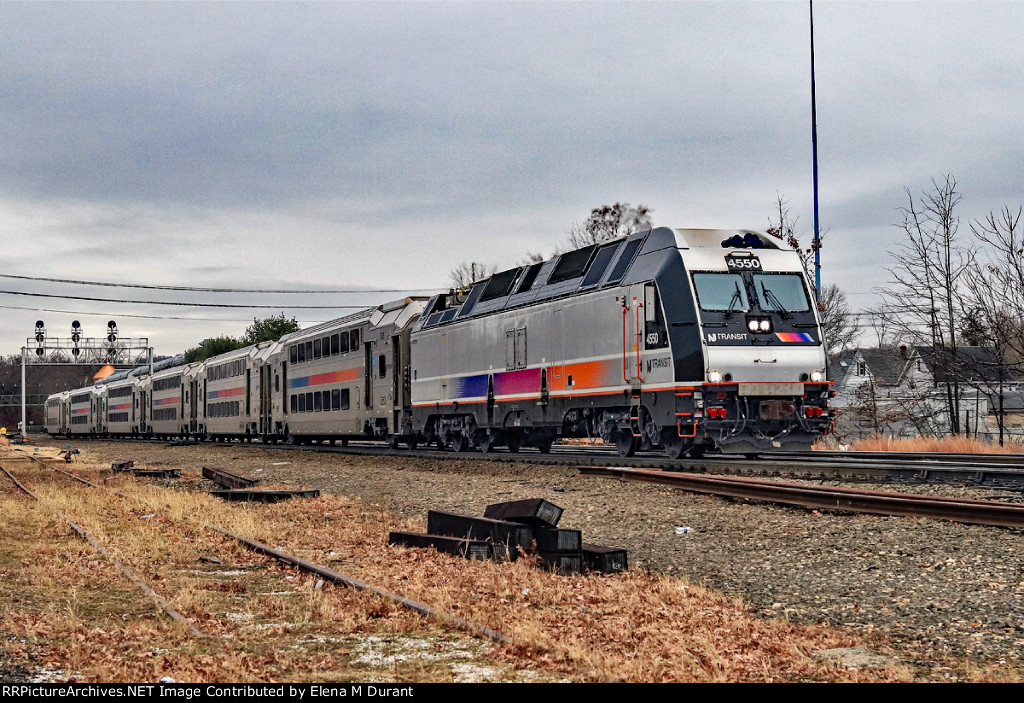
[764,194,852,354]
[863,307,900,349]
[447,261,496,289]
[765,193,815,280]
[566,203,652,249]
[873,175,973,435]
[818,283,856,356]
[961,205,1024,444]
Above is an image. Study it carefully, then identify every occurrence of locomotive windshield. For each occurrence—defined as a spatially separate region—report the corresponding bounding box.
[693,271,812,315]
[692,273,750,311]
[752,273,811,313]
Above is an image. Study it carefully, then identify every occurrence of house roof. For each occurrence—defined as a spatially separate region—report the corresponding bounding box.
[831,347,908,387]
[909,345,1023,385]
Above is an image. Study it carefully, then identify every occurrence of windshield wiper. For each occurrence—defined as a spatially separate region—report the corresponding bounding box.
[724,282,743,319]
[760,283,792,320]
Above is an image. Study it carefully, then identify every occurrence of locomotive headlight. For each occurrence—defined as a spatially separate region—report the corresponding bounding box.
[758,319,772,332]
[708,370,722,383]
[810,370,824,382]
[747,319,759,333]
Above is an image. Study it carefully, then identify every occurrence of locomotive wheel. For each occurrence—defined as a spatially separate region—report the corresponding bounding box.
[535,438,552,454]
[507,436,521,453]
[477,431,497,454]
[452,433,469,453]
[615,430,638,458]
[663,434,687,460]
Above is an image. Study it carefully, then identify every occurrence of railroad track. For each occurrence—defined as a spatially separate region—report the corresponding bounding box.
[580,465,1024,529]
[27,434,1024,489]
[1,449,511,644]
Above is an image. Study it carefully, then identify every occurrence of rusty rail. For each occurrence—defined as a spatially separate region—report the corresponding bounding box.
[580,465,1024,529]
[0,464,203,637]
[8,451,512,645]
[209,525,512,644]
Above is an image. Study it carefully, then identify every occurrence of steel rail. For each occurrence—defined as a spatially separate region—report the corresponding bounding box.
[17,438,1024,492]
[14,450,514,646]
[579,465,1024,529]
[208,526,512,645]
[0,463,203,637]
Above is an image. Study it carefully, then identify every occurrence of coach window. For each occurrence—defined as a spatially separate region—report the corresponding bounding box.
[331,334,340,355]
[379,354,387,378]
[305,392,313,412]
[298,394,306,412]
[331,389,340,410]
[305,341,313,361]
[340,333,349,354]
[350,330,359,349]
[290,346,297,364]
[340,388,350,411]
[298,344,306,363]
[314,339,322,359]
[314,392,322,412]
[290,394,298,413]
[322,337,331,356]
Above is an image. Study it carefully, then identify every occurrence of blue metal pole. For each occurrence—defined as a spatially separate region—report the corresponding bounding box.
[810,0,821,301]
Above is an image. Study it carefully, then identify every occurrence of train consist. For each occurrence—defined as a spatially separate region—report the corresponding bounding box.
[44,227,833,457]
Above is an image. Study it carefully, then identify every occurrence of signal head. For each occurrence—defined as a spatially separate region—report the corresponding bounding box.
[35,320,44,329]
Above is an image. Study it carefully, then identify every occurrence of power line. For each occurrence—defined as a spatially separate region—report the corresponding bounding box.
[0,302,331,324]
[0,272,441,295]
[0,290,369,309]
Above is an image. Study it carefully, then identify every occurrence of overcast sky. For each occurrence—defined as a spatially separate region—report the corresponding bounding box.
[1,1,1022,356]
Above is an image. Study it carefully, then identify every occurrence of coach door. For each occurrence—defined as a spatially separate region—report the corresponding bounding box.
[189,380,198,432]
[139,390,148,433]
[259,364,272,434]
[364,341,373,411]
[391,335,402,431]
[622,287,643,386]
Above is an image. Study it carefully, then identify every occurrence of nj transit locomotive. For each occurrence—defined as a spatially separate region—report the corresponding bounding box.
[44,228,832,457]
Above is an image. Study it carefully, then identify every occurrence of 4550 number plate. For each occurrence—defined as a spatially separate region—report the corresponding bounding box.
[725,254,761,270]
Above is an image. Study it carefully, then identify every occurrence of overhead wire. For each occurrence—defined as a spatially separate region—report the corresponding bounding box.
[0,289,374,309]
[0,272,441,295]
[0,303,331,324]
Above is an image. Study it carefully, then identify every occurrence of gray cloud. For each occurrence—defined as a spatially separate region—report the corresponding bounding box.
[0,2,1022,353]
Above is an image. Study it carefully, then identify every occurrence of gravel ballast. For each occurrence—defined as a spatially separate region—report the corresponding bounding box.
[40,440,1024,666]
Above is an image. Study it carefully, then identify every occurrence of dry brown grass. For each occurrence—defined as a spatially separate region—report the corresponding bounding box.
[2,444,1018,683]
[848,436,1024,454]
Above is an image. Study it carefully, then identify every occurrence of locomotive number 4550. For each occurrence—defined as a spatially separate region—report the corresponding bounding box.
[726,255,762,270]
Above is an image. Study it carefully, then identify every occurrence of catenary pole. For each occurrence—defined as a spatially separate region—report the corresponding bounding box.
[810,0,822,301]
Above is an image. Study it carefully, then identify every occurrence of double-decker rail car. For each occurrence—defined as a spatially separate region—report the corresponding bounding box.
[101,372,139,437]
[68,386,105,436]
[408,228,830,457]
[148,362,186,438]
[270,298,426,445]
[199,345,264,441]
[45,391,68,436]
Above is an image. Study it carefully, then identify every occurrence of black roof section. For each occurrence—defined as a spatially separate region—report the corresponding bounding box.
[414,228,667,331]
